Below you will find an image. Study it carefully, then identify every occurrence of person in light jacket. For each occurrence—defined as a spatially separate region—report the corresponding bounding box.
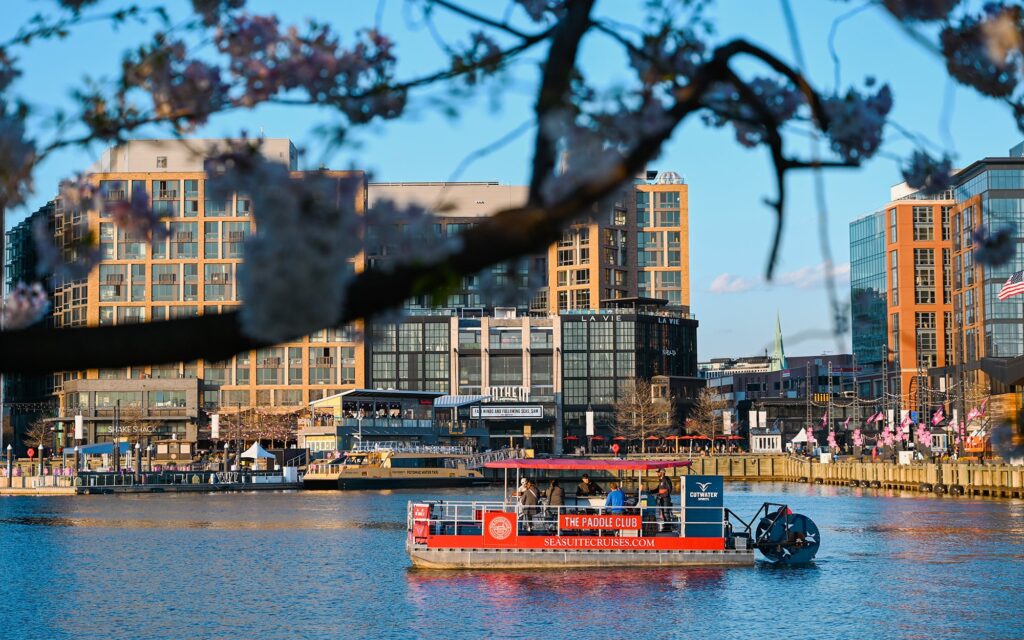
[520,479,540,532]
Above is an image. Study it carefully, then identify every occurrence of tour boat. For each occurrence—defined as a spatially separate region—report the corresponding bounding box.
[303,442,492,490]
[406,458,820,569]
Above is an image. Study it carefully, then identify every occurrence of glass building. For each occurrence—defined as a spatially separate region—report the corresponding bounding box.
[849,210,887,371]
[950,160,1024,382]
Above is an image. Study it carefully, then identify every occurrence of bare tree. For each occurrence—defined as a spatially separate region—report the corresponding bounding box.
[689,388,727,454]
[613,379,675,453]
[21,416,49,453]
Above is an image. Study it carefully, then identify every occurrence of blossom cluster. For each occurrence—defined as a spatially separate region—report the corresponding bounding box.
[940,4,1022,98]
[215,17,406,123]
[702,78,803,148]
[972,225,1016,266]
[124,40,228,127]
[901,150,953,196]
[821,81,893,162]
[0,106,36,208]
[0,282,49,331]
[206,144,363,343]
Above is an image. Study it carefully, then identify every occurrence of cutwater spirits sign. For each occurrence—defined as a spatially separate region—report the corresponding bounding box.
[681,475,724,538]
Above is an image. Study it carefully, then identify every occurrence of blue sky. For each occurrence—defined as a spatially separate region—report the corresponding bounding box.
[3,0,1019,359]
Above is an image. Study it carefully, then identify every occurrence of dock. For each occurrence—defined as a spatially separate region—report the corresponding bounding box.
[1,470,301,496]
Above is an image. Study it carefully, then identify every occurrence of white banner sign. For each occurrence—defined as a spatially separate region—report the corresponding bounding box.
[211,414,220,440]
[484,386,530,403]
[585,410,595,436]
[471,406,544,420]
[74,415,84,441]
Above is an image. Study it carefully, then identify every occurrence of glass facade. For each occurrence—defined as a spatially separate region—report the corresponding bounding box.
[849,211,887,368]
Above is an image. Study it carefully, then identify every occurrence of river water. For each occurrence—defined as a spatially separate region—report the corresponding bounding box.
[1,482,1022,640]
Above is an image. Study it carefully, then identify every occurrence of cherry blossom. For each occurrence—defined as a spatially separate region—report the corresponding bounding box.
[451,32,503,86]
[0,108,36,207]
[882,0,960,22]
[902,150,953,195]
[941,6,1021,98]
[0,282,49,330]
[105,188,169,244]
[191,0,246,27]
[821,82,893,162]
[972,225,1015,266]
[703,78,803,148]
[205,144,363,343]
[124,40,228,127]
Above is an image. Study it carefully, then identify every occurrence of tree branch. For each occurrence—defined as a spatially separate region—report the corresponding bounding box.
[0,36,835,374]
[527,0,596,204]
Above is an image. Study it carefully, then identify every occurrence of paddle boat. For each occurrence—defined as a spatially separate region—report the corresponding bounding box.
[406,458,820,569]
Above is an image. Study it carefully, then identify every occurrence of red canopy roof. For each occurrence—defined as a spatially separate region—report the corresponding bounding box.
[484,458,692,471]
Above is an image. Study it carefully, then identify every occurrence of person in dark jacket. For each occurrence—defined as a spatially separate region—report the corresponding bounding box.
[520,479,540,532]
[575,474,604,497]
[654,469,674,531]
[545,479,565,527]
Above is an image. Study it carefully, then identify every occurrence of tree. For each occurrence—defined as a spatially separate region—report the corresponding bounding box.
[1,1,1022,373]
[21,416,49,453]
[689,387,727,454]
[612,378,675,453]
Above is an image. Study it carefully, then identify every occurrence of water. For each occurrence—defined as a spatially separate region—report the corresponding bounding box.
[1,483,1022,640]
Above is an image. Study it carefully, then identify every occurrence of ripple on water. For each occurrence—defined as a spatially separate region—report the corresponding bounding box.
[0,484,1021,640]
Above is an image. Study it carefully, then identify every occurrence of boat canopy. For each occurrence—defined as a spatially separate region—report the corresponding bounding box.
[484,458,691,471]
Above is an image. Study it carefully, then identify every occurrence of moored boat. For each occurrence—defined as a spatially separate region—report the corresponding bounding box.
[304,442,494,490]
[406,458,820,569]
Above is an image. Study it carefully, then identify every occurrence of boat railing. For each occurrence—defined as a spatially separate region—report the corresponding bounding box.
[463,448,523,469]
[407,500,728,539]
[350,442,473,455]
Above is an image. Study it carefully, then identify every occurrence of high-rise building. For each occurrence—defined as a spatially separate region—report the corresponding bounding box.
[3,202,58,451]
[46,139,365,446]
[948,155,1024,385]
[881,184,955,406]
[849,210,887,374]
[42,138,696,448]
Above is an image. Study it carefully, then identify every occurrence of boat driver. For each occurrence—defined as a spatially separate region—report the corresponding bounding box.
[575,474,604,497]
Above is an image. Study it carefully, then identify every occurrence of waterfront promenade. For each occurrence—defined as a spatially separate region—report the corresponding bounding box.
[0,469,300,495]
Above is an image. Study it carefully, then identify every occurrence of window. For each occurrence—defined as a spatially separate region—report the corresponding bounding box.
[205,199,230,217]
[170,222,198,258]
[205,264,231,301]
[941,206,951,241]
[235,352,251,385]
[890,250,898,305]
[156,156,167,168]
[489,355,523,385]
[459,329,480,349]
[99,264,127,301]
[398,323,423,352]
[912,206,934,241]
[942,248,951,304]
[223,222,249,258]
[891,313,900,358]
[489,328,522,349]
[309,347,337,384]
[914,248,935,304]
[458,356,481,393]
[889,208,897,243]
[148,390,186,408]
[341,347,356,384]
[573,289,590,309]
[530,328,553,349]
[152,265,179,301]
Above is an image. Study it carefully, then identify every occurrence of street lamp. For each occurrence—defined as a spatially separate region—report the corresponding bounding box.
[223,442,230,475]
[5,444,11,488]
[134,443,141,482]
[73,446,80,475]
[146,444,153,472]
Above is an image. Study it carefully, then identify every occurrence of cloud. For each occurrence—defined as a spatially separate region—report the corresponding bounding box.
[775,262,851,289]
[707,262,850,294]
[708,273,755,294]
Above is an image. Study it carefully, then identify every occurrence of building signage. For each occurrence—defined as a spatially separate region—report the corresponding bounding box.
[471,406,544,420]
[484,386,530,403]
[681,475,724,538]
[559,514,640,530]
[427,535,725,551]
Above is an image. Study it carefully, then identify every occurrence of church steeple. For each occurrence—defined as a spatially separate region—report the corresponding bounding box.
[770,312,787,372]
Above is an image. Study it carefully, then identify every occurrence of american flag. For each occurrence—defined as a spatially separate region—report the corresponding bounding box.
[997,269,1024,301]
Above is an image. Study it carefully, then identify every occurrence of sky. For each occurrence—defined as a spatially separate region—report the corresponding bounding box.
[2,0,1020,360]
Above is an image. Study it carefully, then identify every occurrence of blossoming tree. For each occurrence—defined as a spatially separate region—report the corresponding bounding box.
[2,0,1024,377]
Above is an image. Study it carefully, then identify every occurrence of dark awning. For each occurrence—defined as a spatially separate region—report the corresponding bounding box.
[981,356,1024,386]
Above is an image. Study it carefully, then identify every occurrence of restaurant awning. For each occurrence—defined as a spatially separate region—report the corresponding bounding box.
[73,442,132,455]
[484,458,692,471]
[433,395,490,408]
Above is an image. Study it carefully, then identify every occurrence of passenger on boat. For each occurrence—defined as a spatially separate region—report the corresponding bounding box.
[605,482,625,515]
[520,479,540,532]
[575,474,604,497]
[545,479,564,524]
[655,469,674,531]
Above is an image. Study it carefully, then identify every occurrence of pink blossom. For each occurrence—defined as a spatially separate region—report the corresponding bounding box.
[821,82,893,162]
[124,40,228,127]
[105,188,169,244]
[0,109,36,207]
[1,282,49,330]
